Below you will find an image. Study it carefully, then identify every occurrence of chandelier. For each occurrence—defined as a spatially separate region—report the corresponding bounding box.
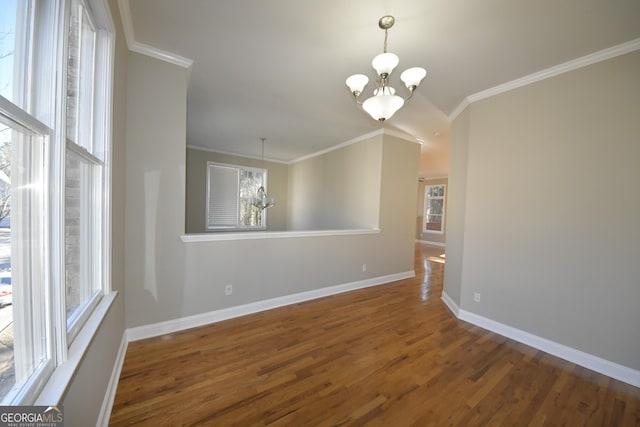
[346,15,427,122]
[252,137,275,210]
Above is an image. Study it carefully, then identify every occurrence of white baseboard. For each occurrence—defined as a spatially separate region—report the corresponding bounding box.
[127,271,415,342]
[97,332,128,427]
[439,293,640,388]
[440,291,459,317]
[459,310,640,388]
[416,240,446,248]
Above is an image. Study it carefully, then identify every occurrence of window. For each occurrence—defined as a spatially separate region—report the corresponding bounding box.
[64,0,106,342]
[0,0,112,404]
[207,162,267,230]
[65,144,103,340]
[0,119,50,404]
[423,184,446,234]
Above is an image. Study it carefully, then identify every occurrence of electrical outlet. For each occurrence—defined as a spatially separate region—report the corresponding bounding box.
[225,285,233,296]
[362,264,367,272]
[474,292,481,302]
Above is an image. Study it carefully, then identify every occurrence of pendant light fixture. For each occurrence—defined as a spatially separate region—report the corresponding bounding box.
[346,15,427,122]
[252,137,275,210]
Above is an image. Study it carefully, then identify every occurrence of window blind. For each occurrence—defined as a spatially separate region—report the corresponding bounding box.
[207,164,240,228]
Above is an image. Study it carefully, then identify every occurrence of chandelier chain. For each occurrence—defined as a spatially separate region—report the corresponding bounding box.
[260,137,266,185]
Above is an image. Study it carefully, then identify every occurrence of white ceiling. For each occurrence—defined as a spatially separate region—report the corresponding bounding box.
[125,0,640,178]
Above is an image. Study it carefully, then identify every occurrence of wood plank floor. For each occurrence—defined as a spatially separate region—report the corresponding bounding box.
[110,245,640,426]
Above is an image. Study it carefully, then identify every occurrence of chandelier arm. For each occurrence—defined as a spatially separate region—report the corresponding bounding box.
[351,92,365,105]
[403,88,416,102]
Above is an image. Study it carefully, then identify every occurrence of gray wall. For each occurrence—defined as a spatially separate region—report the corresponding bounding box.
[288,136,383,230]
[185,148,289,232]
[180,136,418,318]
[123,51,420,329]
[445,51,640,370]
[416,177,448,245]
[379,135,421,266]
[124,52,190,327]
[187,135,383,234]
[61,0,127,422]
[442,109,470,306]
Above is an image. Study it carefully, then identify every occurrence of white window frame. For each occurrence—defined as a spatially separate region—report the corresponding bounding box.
[61,0,111,346]
[0,0,114,405]
[64,141,104,343]
[206,162,268,231]
[423,184,446,234]
[0,98,54,405]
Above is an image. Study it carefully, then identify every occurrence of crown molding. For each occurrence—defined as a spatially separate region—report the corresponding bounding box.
[384,128,423,144]
[291,129,383,164]
[129,41,193,69]
[116,0,135,47]
[117,0,193,69]
[447,98,470,123]
[449,37,640,122]
[291,128,419,164]
[189,128,420,166]
[186,144,288,164]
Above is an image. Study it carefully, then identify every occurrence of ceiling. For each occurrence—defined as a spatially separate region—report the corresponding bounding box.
[125,0,640,178]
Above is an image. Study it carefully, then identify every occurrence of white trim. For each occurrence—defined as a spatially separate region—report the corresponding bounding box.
[102,0,115,300]
[116,0,135,48]
[0,96,52,135]
[127,270,415,341]
[291,129,383,163]
[419,176,448,182]
[422,183,446,235]
[35,292,118,405]
[448,98,471,123]
[189,129,420,166]
[291,128,419,164]
[383,128,423,144]
[187,145,289,164]
[96,0,115,33]
[181,228,381,242]
[116,0,193,69]
[96,332,128,427]
[417,240,446,248]
[205,161,266,230]
[459,309,640,388]
[449,37,640,122]
[440,291,459,317]
[129,41,193,69]
[440,300,640,388]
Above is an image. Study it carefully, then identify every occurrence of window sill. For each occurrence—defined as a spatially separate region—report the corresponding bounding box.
[34,291,118,405]
[181,228,381,242]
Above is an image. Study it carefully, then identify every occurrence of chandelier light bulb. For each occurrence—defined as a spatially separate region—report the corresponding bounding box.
[400,67,427,90]
[346,74,369,95]
[362,94,404,122]
[371,52,399,76]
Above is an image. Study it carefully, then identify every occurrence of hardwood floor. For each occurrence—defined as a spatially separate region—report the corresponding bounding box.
[110,245,640,426]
